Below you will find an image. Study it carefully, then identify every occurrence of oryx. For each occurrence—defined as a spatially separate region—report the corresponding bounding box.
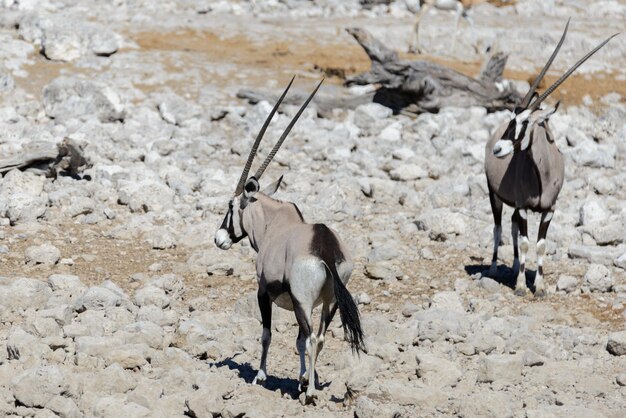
[485,20,618,297]
[214,77,365,403]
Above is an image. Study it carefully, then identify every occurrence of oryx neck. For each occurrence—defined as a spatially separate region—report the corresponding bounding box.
[243,193,304,252]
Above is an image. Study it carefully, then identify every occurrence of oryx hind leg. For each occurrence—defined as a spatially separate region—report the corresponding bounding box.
[292,299,316,404]
[312,302,338,387]
[252,290,272,385]
[514,209,529,296]
[534,211,553,298]
[488,188,503,277]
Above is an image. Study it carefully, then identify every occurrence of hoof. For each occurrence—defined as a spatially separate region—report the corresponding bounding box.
[252,370,266,386]
[298,376,309,392]
[514,287,528,297]
[534,288,547,299]
[300,392,317,406]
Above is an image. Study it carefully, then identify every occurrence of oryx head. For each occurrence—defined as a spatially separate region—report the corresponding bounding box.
[214,76,323,250]
[492,19,618,159]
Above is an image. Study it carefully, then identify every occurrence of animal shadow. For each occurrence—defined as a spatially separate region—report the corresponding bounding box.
[464,264,538,292]
[211,357,306,399]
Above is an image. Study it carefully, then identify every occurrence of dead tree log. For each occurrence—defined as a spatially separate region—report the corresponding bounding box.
[0,138,89,179]
[345,27,522,113]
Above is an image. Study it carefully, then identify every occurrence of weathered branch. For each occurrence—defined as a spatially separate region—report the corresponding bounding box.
[0,138,89,179]
[345,27,522,113]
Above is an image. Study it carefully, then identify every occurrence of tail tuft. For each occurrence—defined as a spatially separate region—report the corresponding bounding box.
[331,265,365,355]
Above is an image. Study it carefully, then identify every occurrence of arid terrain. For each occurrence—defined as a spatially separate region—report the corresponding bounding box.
[0,0,625,417]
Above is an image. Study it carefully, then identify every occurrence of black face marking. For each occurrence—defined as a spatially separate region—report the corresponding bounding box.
[310,224,345,265]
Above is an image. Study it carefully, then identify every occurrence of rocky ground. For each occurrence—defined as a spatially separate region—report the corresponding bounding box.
[0,0,625,417]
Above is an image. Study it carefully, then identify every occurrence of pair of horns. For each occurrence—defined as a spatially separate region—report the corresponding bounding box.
[234,76,323,196]
[521,18,619,112]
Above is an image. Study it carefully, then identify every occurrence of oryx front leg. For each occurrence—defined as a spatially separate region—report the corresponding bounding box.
[252,290,272,386]
[488,189,503,277]
[514,209,529,296]
[534,211,553,298]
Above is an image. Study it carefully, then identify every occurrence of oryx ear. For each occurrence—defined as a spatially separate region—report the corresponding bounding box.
[262,175,284,197]
[243,177,260,198]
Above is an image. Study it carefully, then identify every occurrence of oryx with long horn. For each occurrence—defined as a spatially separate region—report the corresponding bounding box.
[485,20,618,297]
[214,76,365,403]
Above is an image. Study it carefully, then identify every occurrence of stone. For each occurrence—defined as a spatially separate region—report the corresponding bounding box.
[117,180,175,213]
[0,169,48,224]
[477,355,522,384]
[389,163,427,181]
[25,244,61,265]
[134,286,170,308]
[43,77,125,123]
[415,353,462,388]
[606,331,626,356]
[46,396,81,418]
[416,209,466,241]
[429,291,464,313]
[76,287,124,311]
[616,373,626,386]
[556,275,578,293]
[48,274,86,292]
[579,199,608,226]
[364,263,399,281]
[11,366,69,408]
[144,228,177,249]
[583,264,613,292]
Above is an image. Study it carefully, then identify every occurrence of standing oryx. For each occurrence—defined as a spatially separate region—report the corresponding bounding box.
[214,77,365,404]
[485,20,618,297]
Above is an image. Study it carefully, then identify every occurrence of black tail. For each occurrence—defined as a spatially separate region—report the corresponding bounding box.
[328,264,366,355]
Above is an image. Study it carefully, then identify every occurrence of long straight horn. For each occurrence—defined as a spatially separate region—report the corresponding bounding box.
[520,18,570,108]
[530,32,619,111]
[254,78,324,180]
[234,75,296,196]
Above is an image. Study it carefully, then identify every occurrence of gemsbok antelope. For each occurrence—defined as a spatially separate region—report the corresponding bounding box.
[214,77,365,403]
[485,20,618,297]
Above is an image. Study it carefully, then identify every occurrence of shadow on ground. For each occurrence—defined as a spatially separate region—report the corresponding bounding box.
[464,263,538,292]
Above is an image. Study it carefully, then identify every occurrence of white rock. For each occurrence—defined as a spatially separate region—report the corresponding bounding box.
[43,77,125,123]
[607,331,626,356]
[556,275,578,293]
[579,199,608,226]
[134,286,170,308]
[416,353,462,388]
[583,264,613,292]
[477,355,522,384]
[25,244,61,265]
[11,366,69,408]
[0,169,48,224]
[389,163,427,181]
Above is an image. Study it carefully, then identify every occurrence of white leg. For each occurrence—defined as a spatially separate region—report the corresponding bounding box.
[296,332,307,391]
[534,211,553,298]
[534,238,546,297]
[514,209,529,296]
[305,334,318,402]
[252,327,270,385]
[489,225,502,277]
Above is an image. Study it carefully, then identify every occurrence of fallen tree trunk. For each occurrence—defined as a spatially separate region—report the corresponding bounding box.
[345,27,522,114]
[0,138,89,179]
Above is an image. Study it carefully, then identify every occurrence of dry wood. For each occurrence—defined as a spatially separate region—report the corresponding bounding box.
[345,27,522,114]
[0,138,89,178]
